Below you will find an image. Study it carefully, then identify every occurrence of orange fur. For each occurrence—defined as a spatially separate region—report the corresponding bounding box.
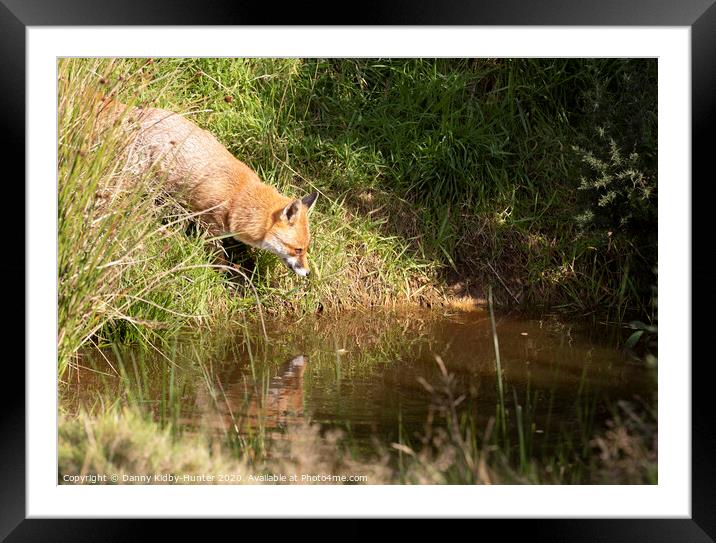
[104,101,317,276]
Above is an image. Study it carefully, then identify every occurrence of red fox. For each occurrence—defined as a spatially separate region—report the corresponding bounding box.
[101,99,318,277]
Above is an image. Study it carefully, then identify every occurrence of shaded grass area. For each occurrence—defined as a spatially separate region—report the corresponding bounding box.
[158,58,656,320]
[58,58,657,373]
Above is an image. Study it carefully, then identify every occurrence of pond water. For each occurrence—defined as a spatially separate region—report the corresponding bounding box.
[62,308,656,477]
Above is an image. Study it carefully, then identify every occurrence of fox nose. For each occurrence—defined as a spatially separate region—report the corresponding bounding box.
[287,262,310,277]
[282,257,310,277]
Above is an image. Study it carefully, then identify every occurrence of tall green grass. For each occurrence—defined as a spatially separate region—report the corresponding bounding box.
[58,59,248,377]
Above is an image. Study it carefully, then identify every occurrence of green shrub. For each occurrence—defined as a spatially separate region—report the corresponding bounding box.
[574,132,656,235]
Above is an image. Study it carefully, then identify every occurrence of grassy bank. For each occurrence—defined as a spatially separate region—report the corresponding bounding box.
[58,57,657,372]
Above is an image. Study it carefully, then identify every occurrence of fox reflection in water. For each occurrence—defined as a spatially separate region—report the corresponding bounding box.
[195,355,308,438]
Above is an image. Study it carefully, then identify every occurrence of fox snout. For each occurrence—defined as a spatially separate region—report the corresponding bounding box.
[282,255,311,277]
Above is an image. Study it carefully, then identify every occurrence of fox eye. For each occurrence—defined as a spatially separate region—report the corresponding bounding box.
[295,248,304,255]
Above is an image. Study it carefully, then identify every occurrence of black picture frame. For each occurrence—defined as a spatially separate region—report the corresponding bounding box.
[3,0,711,538]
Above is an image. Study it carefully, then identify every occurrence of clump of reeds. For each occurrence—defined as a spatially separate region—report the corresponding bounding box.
[57,58,243,377]
[58,407,249,484]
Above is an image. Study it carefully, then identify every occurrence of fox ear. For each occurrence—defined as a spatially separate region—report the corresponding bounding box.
[302,191,318,213]
[281,199,302,224]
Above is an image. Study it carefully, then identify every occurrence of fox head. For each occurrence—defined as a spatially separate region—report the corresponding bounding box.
[260,192,318,277]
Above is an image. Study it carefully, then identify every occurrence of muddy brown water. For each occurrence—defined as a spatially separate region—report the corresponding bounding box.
[63,308,655,463]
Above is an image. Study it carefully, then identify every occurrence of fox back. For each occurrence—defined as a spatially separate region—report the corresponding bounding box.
[102,100,317,276]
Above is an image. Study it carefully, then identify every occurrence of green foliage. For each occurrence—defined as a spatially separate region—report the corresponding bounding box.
[570,59,657,238]
[574,133,657,234]
[564,61,657,322]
